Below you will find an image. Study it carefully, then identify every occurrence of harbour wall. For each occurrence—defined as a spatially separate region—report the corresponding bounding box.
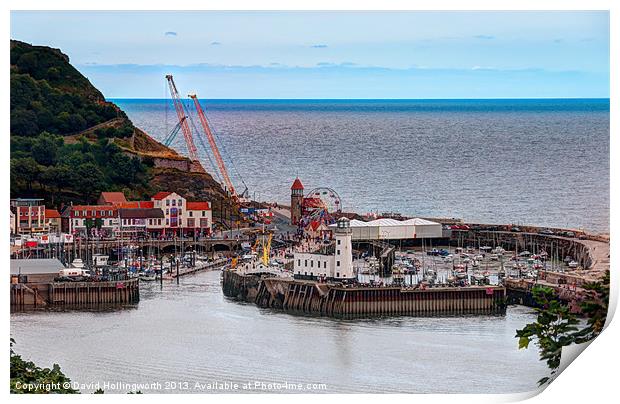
[10,278,140,310]
[222,271,506,318]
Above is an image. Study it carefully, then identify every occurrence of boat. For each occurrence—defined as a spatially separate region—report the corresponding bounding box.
[568,260,579,269]
[70,258,85,269]
[139,271,157,281]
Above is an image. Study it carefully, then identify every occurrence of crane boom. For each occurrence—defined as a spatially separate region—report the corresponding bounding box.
[163,116,186,147]
[165,75,199,161]
[189,94,237,199]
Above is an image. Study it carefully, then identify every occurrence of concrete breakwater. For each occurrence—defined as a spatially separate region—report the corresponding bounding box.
[222,271,506,318]
[10,278,140,310]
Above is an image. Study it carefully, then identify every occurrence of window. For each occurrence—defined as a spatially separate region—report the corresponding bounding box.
[178,209,182,215]
[324,262,327,269]
[310,260,313,268]
[337,240,341,245]
[202,211,206,217]
[166,219,169,225]
[336,272,340,278]
[109,210,113,216]
[166,209,169,215]
[158,219,162,225]
[310,272,313,277]
[189,211,193,217]
[178,199,183,206]
[75,211,79,217]
[336,261,340,267]
[337,250,340,255]
[166,200,170,206]
[298,259,301,266]
[304,260,307,266]
[172,199,176,206]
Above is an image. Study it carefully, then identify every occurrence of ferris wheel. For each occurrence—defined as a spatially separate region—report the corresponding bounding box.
[305,187,342,214]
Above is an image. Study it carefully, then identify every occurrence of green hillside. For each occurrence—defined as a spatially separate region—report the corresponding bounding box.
[10,40,233,215]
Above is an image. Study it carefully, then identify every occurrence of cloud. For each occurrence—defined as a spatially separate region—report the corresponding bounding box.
[311,44,328,48]
[210,41,221,46]
[474,35,495,40]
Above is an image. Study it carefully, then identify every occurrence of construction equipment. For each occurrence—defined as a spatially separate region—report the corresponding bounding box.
[165,75,199,162]
[189,93,238,200]
[261,233,273,267]
[162,116,187,147]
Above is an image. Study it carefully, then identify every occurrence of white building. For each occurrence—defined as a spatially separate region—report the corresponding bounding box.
[151,192,212,235]
[328,217,442,240]
[294,217,355,280]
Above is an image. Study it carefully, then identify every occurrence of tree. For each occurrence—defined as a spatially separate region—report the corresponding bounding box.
[10,157,43,192]
[31,132,61,166]
[41,165,74,205]
[10,109,39,136]
[574,270,610,343]
[10,338,78,394]
[515,286,580,386]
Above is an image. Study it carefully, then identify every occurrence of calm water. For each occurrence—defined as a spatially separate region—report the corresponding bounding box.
[114,98,610,233]
[11,270,548,394]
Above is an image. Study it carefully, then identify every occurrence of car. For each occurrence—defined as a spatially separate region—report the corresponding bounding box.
[54,276,75,283]
[538,229,555,235]
[510,227,521,232]
[564,231,576,238]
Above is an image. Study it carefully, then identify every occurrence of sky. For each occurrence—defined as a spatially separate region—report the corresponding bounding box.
[10,11,610,98]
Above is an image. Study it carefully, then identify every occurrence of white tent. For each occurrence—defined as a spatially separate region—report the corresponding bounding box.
[328,218,442,240]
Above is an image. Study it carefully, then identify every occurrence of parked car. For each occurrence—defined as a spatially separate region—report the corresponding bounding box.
[538,229,555,235]
[510,227,522,232]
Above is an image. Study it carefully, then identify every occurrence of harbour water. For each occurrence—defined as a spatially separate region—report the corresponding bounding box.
[10,270,548,394]
[114,98,610,233]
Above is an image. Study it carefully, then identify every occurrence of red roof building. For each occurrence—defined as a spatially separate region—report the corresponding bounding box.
[116,201,154,209]
[45,209,61,218]
[152,191,172,200]
[97,192,128,205]
[291,177,304,190]
[186,202,211,211]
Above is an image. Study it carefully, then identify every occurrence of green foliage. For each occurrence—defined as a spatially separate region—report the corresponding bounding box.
[11,132,150,206]
[10,338,79,394]
[574,270,610,343]
[516,276,611,387]
[516,287,580,386]
[10,40,153,207]
[10,40,127,136]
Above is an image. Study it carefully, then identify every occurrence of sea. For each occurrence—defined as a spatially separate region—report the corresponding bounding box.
[11,270,549,394]
[114,98,610,233]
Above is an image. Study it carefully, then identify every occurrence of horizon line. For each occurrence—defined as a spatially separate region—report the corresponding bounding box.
[107,97,610,101]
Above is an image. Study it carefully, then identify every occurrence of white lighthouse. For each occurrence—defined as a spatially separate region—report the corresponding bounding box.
[292,216,356,281]
[333,217,354,279]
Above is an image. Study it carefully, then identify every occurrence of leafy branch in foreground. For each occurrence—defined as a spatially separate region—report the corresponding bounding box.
[516,271,610,387]
[10,338,78,394]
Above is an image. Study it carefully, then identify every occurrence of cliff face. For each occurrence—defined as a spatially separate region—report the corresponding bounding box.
[10,40,235,217]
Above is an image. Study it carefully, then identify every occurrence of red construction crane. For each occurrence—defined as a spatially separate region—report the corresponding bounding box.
[189,93,237,200]
[165,75,199,162]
